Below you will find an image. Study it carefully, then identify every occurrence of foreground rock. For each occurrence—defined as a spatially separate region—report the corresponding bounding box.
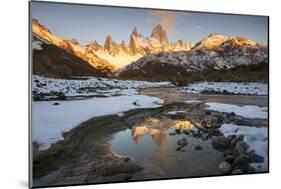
[176,138,188,151]
[219,162,232,174]
[212,136,231,150]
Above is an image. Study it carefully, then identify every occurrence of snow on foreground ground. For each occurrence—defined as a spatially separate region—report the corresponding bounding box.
[182,82,268,95]
[33,94,164,150]
[33,75,174,97]
[206,102,268,119]
[220,124,268,171]
[204,102,268,171]
[32,75,174,149]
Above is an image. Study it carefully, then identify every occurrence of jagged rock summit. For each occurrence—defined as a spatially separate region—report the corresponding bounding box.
[32,18,266,80]
[118,33,267,80]
[32,19,193,71]
[151,24,169,44]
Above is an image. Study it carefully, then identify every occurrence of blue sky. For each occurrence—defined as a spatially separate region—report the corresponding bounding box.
[31,1,268,46]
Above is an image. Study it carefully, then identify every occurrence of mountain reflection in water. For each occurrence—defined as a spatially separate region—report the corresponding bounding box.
[131,118,194,145]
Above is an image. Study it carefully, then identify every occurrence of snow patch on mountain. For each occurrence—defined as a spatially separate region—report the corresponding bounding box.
[94,50,142,70]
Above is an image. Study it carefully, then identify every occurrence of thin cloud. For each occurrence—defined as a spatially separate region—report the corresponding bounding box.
[148,10,191,33]
[149,10,176,32]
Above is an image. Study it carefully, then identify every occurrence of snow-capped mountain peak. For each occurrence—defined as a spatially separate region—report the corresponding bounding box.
[192,33,258,51]
[32,18,194,71]
[32,18,265,77]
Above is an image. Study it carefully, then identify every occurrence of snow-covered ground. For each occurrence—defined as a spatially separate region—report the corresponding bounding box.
[32,75,175,149]
[206,102,268,119]
[182,82,268,95]
[33,94,164,150]
[185,100,202,103]
[206,102,268,171]
[165,110,186,115]
[220,124,268,171]
[33,75,174,99]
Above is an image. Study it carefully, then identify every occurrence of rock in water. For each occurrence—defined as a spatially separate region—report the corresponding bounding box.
[175,128,181,134]
[194,145,203,150]
[233,154,249,170]
[132,100,141,106]
[177,138,188,147]
[233,141,248,155]
[202,133,209,140]
[229,138,239,148]
[183,129,190,135]
[212,136,230,149]
[230,112,236,116]
[218,162,232,174]
[169,132,177,136]
[124,157,130,162]
[225,155,235,163]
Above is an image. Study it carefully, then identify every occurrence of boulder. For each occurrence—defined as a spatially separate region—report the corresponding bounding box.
[233,141,248,155]
[229,138,239,148]
[123,157,130,162]
[169,132,177,136]
[215,114,226,123]
[225,155,235,163]
[212,136,230,150]
[238,135,244,141]
[175,128,181,134]
[202,133,209,140]
[182,129,190,135]
[194,145,203,150]
[233,154,249,169]
[177,138,188,147]
[233,117,253,126]
[205,111,212,115]
[218,162,232,174]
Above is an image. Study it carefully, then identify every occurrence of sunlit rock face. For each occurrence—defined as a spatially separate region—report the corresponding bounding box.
[128,25,193,56]
[33,18,267,79]
[192,33,258,52]
[32,34,106,78]
[32,19,193,71]
[32,19,114,73]
[192,33,232,51]
[151,24,169,45]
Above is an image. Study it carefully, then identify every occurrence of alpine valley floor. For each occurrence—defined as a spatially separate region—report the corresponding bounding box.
[32,80,268,187]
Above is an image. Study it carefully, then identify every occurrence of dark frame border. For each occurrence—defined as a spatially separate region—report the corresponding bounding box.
[28,1,270,188]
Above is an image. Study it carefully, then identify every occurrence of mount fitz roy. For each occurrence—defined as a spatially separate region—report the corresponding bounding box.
[32,19,192,72]
[32,19,268,80]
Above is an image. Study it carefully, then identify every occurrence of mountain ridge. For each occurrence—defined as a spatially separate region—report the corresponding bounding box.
[32,34,106,78]
[32,19,193,71]
[118,42,268,81]
[32,18,267,82]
